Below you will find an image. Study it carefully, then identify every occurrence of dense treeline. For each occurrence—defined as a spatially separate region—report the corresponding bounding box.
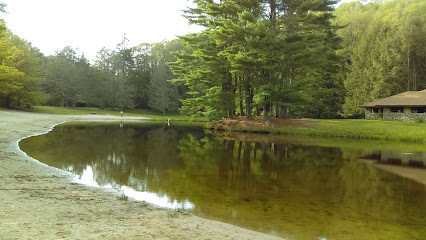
[335,0,426,116]
[42,38,185,113]
[0,0,425,120]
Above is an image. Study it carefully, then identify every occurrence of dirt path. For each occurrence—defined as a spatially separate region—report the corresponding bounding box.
[0,110,283,240]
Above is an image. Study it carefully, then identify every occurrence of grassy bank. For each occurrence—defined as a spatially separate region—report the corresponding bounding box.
[207,117,426,142]
[21,106,208,122]
[274,119,426,142]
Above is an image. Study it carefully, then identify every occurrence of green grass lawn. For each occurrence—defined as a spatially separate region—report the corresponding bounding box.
[21,106,209,122]
[274,119,426,142]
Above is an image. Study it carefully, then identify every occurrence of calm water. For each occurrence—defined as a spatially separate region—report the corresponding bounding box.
[19,122,426,239]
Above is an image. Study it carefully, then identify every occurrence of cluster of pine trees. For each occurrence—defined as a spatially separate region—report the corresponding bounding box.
[170,0,344,121]
[1,0,425,120]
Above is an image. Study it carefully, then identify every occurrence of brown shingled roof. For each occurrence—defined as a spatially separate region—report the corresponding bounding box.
[359,90,426,108]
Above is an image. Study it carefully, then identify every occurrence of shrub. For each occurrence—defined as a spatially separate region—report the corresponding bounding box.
[75,100,88,107]
[416,117,424,123]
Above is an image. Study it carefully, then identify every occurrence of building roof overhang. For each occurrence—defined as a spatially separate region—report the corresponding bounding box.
[359,90,426,108]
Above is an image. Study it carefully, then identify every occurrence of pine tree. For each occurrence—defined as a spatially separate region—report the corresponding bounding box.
[148,62,179,114]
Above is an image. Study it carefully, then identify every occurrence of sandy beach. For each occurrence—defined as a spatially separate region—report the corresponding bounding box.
[0,110,282,240]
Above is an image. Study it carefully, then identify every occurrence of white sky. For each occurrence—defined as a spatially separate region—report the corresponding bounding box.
[1,0,355,62]
[1,0,202,61]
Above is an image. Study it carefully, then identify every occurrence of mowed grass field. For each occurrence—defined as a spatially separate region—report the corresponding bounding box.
[273,119,426,142]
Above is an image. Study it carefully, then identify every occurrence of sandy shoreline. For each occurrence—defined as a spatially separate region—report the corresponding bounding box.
[0,110,282,240]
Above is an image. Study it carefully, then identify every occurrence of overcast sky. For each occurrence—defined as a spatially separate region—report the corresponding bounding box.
[1,0,202,61]
[1,0,353,62]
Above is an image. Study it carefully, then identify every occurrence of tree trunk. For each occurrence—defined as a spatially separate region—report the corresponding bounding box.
[223,70,235,118]
[263,100,271,122]
[61,90,65,107]
[239,82,244,116]
[237,75,243,116]
[5,95,11,108]
[279,106,287,118]
[245,83,253,119]
[231,75,236,117]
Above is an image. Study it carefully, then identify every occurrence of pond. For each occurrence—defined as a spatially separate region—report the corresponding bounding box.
[19,121,426,239]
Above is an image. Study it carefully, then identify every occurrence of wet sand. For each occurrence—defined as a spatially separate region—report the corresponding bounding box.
[0,109,282,240]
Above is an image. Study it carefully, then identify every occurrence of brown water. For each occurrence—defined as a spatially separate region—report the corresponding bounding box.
[19,122,426,240]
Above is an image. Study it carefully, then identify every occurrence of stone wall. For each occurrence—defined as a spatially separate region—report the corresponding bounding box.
[365,111,383,120]
[383,112,426,122]
[364,108,426,122]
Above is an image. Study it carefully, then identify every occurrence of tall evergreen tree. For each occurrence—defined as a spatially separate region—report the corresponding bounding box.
[130,43,153,109]
[148,62,179,114]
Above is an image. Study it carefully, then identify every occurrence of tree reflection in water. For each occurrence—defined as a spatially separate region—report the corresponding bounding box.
[19,122,426,240]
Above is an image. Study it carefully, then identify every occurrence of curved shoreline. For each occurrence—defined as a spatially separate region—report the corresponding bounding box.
[0,110,283,240]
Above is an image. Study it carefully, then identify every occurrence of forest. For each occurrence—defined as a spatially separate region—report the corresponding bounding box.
[0,0,425,121]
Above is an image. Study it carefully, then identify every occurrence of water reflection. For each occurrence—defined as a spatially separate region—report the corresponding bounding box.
[20,122,204,209]
[19,122,426,239]
[363,150,426,168]
[73,165,194,209]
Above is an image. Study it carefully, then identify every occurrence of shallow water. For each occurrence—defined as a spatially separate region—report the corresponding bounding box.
[19,122,426,239]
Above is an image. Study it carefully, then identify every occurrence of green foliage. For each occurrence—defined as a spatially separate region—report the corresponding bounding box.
[171,0,344,121]
[1,0,345,119]
[415,117,424,123]
[147,41,181,114]
[7,0,426,122]
[75,100,88,107]
[91,38,188,112]
[0,19,46,108]
[335,0,426,117]
[44,47,85,107]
